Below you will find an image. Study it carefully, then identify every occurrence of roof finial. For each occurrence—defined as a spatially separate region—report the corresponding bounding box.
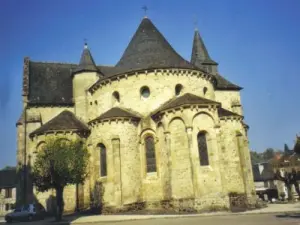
[142,5,148,18]
[193,15,198,31]
[84,38,88,49]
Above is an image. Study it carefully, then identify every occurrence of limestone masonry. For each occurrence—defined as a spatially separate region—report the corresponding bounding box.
[16,17,256,213]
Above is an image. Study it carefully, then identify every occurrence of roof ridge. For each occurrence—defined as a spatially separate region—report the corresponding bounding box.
[30,60,77,65]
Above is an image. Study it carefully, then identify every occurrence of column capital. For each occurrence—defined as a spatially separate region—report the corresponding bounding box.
[186,126,193,133]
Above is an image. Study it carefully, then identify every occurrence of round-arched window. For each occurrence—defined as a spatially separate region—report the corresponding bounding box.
[203,87,208,96]
[140,86,150,98]
[112,91,120,102]
[175,84,183,96]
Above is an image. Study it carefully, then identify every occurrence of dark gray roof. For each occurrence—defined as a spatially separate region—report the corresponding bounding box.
[28,61,77,105]
[152,93,220,115]
[252,163,275,182]
[26,19,242,105]
[191,29,218,68]
[218,107,242,118]
[73,44,100,75]
[30,110,89,137]
[115,17,196,71]
[89,107,141,123]
[213,73,242,90]
[0,169,17,188]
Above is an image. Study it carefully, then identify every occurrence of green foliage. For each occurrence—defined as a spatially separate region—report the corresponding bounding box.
[1,166,16,171]
[32,137,90,192]
[250,148,283,165]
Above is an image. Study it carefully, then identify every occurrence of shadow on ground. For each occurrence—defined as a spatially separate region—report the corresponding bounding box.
[276,212,300,219]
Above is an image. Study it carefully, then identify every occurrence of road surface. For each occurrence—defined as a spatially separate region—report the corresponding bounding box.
[0,213,299,225]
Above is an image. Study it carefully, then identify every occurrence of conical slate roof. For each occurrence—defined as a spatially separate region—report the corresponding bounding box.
[73,43,99,74]
[191,29,218,67]
[116,17,195,71]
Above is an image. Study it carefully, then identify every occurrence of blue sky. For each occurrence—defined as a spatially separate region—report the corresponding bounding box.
[1,0,300,168]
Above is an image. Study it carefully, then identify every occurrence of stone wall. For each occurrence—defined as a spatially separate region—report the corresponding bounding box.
[88,70,216,119]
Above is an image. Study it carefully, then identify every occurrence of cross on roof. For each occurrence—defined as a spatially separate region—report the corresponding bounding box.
[142,6,148,17]
[193,15,198,30]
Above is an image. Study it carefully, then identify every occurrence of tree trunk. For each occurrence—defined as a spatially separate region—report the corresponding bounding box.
[55,186,64,221]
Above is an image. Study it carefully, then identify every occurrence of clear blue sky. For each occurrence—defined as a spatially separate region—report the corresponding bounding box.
[1,0,300,168]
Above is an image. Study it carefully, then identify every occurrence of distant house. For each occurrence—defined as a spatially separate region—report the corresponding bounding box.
[252,162,278,200]
[0,169,17,214]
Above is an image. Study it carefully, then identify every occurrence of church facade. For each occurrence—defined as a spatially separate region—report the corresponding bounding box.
[16,17,256,213]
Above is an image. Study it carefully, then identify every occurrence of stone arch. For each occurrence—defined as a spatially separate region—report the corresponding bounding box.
[169,118,193,198]
[140,128,156,140]
[192,111,216,125]
[167,116,187,131]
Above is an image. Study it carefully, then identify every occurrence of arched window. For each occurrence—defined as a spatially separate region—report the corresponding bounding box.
[140,86,150,98]
[99,143,107,177]
[203,87,208,96]
[145,136,156,173]
[112,91,120,102]
[175,84,183,96]
[197,132,209,166]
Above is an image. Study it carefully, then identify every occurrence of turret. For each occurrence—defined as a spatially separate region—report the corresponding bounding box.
[72,43,103,121]
[191,29,218,74]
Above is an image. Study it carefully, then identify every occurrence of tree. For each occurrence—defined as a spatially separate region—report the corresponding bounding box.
[250,151,263,165]
[1,166,16,171]
[262,148,275,162]
[32,137,89,221]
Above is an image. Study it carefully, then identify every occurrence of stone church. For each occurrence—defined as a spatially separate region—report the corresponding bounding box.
[16,16,256,213]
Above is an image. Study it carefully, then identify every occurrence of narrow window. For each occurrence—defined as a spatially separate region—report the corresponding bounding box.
[112,91,120,102]
[203,87,208,96]
[99,144,107,177]
[175,84,183,96]
[197,132,209,166]
[140,86,150,98]
[145,136,157,173]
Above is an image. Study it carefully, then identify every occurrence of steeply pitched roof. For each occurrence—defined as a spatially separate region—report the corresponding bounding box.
[0,169,17,188]
[218,107,242,118]
[152,93,220,115]
[89,107,141,123]
[115,17,195,71]
[191,29,218,67]
[28,61,77,105]
[73,44,100,75]
[30,110,89,137]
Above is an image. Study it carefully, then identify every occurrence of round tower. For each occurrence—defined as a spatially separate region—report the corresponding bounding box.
[72,43,103,122]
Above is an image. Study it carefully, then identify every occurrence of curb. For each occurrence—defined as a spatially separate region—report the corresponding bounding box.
[52,209,300,224]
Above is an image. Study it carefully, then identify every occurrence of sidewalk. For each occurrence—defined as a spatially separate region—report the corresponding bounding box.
[57,203,300,224]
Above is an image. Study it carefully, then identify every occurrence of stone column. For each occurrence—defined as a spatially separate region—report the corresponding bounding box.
[237,136,254,203]
[164,131,172,200]
[186,126,196,197]
[214,126,226,193]
[112,138,122,207]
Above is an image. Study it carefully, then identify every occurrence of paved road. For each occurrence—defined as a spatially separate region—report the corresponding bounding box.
[0,214,299,225]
